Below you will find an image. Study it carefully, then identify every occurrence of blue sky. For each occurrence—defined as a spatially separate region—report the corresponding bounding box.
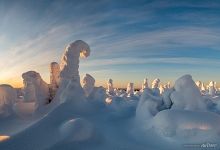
[0,0,220,88]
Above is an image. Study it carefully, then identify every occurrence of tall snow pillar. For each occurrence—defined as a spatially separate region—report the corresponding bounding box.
[127,82,134,97]
[141,78,148,91]
[59,40,90,84]
[152,78,160,96]
[50,62,60,92]
[82,74,95,97]
[107,79,114,95]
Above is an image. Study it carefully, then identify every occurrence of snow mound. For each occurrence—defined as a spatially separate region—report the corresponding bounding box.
[170,74,206,110]
[136,88,163,127]
[59,118,94,142]
[88,86,106,107]
[13,101,35,118]
[0,84,17,117]
[153,109,220,143]
[22,71,49,110]
[82,74,95,97]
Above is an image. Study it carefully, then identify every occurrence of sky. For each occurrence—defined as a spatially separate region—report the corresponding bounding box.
[0,0,220,88]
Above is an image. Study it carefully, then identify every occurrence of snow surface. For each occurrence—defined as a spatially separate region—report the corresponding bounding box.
[0,41,220,150]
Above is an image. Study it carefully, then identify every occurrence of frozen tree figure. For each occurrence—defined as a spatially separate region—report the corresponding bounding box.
[151,78,160,96]
[54,40,91,105]
[195,81,202,91]
[141,78,148,91]
[106,79,114,95]
[200,82,206,95]
[170,75,206,110]
[127,83,134,97]
[50,62,60,90]
[22,71,49,110]
[0,84,17,117]
[201,82,206,91]
[50,62,60,99]
[208,81,216,97]
[167,81,171,88]
[59,40,90,84]
[82,74,95,97]
[159,85,164,95]
[214,82,218,93]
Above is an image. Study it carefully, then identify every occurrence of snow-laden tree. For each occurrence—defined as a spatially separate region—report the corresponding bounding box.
[22,71,49,110]
[50,62,60,91]
[0,84,17,117]
[106,79,114,95]
[151,78,160,96]
[126,83,134,97]
[82,74,95,97]
[59,40,90,84]
[141,78,148,92]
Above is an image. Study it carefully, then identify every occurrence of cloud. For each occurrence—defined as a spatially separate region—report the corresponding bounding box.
[1,0,220,87]
[81,57,220,67]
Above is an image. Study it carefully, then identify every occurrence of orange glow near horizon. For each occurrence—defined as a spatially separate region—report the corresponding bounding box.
[0,78,23,88]
[0,135,10,142]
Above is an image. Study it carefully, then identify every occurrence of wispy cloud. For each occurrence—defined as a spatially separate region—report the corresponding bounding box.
[0,0,220,87]
[81,57,220,67]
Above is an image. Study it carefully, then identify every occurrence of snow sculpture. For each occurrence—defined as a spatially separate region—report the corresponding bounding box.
[136,88,163,127]
[167,81,171,88]
[59,40,90,84]
[170,75,206,110]
[54,40,90,105]
[195,80,202,90]
[159,85,164,95]
[106,79,114,95]
[214,82,218,92]
[22,71,49,109]
[208,81,216,97]
[82,74,95,97]
[141,78,148,91]
[201,82,206,92]
[151,78,160,96]
[56,40,91,107]
[126,83,134,97]
[49,62,60,100]
[50,62,60,90]
[0,84,17,117]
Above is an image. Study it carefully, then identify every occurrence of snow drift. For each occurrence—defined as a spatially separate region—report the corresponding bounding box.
[0,84,17,117]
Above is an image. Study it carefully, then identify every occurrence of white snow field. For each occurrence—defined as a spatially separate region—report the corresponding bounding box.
[0,40,220,150]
